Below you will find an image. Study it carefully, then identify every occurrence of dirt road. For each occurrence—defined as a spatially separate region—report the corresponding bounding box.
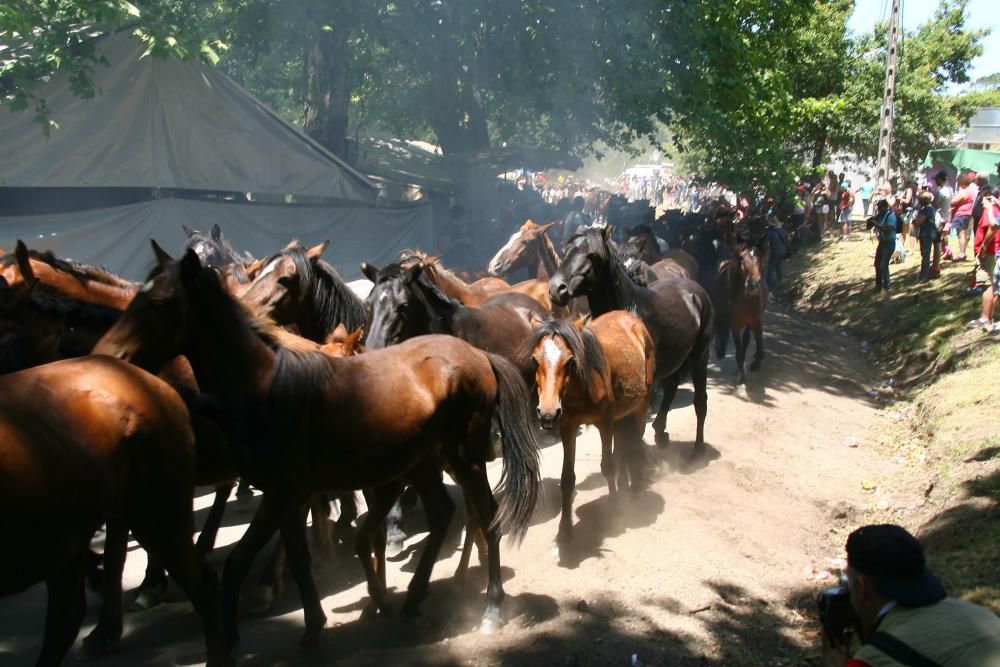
[0,303,890,666]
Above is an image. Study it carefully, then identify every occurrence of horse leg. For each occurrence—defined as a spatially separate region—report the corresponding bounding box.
[556,421,579,550]
[733,325,747,385]
[749,320,765,371]
[129,492,225,667]
[691,345,710,459]
[385,498,406,558]
[277,502,327,648]
[714,317,728,360]
[357,482,405,619]
[220,495,280,654]
[447,458,505,634]
[82,516,128,656]
[309,493,335,561]
[653,373,681,446]
[37,550,88,667]
[129,555,169,612]
[333,491,356,540]
[597,420,617,496]
[247,539,286,615]
[196,481,234,556]
[616,412,650,491]
[454,491,480,585]
[401,460,455,617]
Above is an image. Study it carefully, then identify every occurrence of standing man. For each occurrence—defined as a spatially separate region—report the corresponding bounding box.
[932,170,953,268]
[857,176,875,217]
[839,180,855,241]
[912,191,939,283]
[873,199,898,293]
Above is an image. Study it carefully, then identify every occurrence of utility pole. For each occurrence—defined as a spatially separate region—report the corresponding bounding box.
[875,0,901,184]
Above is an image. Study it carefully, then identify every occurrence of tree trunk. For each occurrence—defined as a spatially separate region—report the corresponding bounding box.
[427,57,490,156]
[302,5,351,159]
[811,136,826,168]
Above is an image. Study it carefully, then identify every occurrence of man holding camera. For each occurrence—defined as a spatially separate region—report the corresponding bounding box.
[872,199,899,292]
[822,524,1000,666]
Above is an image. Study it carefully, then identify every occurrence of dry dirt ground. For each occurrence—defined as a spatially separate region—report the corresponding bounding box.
[0,303,893,667]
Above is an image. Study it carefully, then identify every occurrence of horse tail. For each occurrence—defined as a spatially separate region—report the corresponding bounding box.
[486,352,541,543]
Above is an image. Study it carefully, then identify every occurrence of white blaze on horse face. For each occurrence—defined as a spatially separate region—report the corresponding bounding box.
[488,230,522,274]
[141,280,155,293]
[543,337,564,368]
[256,258,281,280]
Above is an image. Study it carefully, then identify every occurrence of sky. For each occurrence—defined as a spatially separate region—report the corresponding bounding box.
[847,0,999,84]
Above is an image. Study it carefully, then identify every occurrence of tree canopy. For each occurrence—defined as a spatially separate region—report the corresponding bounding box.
[1,0,991,192]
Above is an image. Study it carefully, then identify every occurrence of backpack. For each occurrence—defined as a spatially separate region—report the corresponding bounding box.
[971,190,986,229]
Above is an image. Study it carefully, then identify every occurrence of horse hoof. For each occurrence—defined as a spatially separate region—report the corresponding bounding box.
[655,431,670,447]
[479,611,505,635]
[300,628,323,652]
[750,357,763,371]
[360,601,380,621]
[401,601,421,618]
[736,372,746,385]
[81,625,122,658]
[245,585,277,615]
[385,539,404,559]
[126,585,166,612]
[689,444,706,461]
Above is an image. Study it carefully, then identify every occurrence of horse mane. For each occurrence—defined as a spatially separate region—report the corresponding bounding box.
[540,229,562,264]
[519,318,607,402]
[270,245,368,335]
[0,249,135,289]
[570,227,642,311]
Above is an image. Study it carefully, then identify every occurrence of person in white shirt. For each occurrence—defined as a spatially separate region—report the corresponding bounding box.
[932,170,953,270]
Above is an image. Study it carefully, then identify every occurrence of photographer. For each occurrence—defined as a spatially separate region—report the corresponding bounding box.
[871,199,899,293]
[821,524,1000,667]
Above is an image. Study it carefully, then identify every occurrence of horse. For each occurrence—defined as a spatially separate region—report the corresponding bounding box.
[93,245,541,649]
[621,225,699,283]
[362,260,548,366]
[239,240,368,343]
[549,227,714,455]
[713,243,768,384]
[0,356,224,666]
[487,221,562,281]
[519,314,655,548]
[401,249,553,312]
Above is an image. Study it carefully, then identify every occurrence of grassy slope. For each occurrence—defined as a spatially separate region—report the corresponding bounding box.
[780,233,999,613]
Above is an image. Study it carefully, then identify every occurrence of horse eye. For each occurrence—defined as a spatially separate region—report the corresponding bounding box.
[277,275,295,287]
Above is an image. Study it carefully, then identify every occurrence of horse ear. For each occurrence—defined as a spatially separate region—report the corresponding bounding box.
[601,225,613,242]
[211,224,222,241]
[572,314,590,331]
[305,240,329,262]
[284,239,300,250]
[345,325,364,349]
[179,248,203,284]
[527,310,545,328]
[331,323,348,341]
[244,257,267,280]
[405,263,423,283]
[360,262,379,282]
[182,225,196,238]
[539,222,555,234]
[14,240,36,286]
[150,239,175,267]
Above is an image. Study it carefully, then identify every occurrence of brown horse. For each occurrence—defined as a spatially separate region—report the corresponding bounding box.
[362,259,548,366]
[713,243,767,384]
[487,221,561,281]
[0,244,139,310]
[401,249,553,312]
[550,227,714,454]
[0,356,224,666]
[94,246,540,650]
[520,313,655,549]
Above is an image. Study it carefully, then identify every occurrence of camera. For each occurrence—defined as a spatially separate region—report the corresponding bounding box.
[817,586,860,648]
[865,216,878,231]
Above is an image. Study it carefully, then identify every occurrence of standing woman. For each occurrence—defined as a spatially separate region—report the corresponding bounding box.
[896,178,917,252]
[950,172,979,262]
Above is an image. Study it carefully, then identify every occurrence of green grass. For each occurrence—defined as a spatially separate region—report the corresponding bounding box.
[779,232,1000,613]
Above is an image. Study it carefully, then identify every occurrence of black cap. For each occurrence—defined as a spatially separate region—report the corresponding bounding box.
[846,525,946,608]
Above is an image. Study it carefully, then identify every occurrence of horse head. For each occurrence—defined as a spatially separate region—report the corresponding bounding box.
[93,242,217,372]
[737,244,764,293]
[549,226,614,307]
[183,223,254,270]
[362,260,438,348]
[240,241,329,326]
[487,221,554,277]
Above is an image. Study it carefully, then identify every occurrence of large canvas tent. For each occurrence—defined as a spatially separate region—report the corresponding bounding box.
[922,148,1000,187]
[0,30,432,279]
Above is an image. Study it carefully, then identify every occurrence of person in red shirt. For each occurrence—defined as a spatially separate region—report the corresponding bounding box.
[971,189,1000,331]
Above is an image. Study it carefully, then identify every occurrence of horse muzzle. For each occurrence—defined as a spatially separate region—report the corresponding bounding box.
[537,406,562,429]
[549,282,571,306]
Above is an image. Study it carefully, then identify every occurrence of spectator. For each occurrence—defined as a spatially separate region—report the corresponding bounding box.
[857,176,875,217]
[822,524,1000,667]
[765,216,789,290]
[873,199,898,293]
[896,178,917,253]
[969,188,1000,331]
[839,181,855,241]
[950,172,978,262]
[912,191,939,283]
[932,170,953,266]
[561,196,591,246]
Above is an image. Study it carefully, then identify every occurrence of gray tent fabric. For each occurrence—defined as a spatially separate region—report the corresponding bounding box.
[0,198,433,280]
[0,31,377,203]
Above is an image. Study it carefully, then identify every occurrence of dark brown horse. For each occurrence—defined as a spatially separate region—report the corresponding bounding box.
[362,260,548,365]
[519,313,655,549]
[0,356,224,666]
[94,246,540,650]
[713,243,767,384]
[549,227,714,454]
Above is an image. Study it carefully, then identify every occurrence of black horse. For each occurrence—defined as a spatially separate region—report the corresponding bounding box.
[549,227,714,455]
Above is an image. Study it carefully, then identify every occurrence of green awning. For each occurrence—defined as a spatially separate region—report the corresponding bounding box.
[922,148,1000,185]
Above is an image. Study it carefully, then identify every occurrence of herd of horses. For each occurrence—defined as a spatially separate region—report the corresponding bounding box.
[0,207,771,666]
